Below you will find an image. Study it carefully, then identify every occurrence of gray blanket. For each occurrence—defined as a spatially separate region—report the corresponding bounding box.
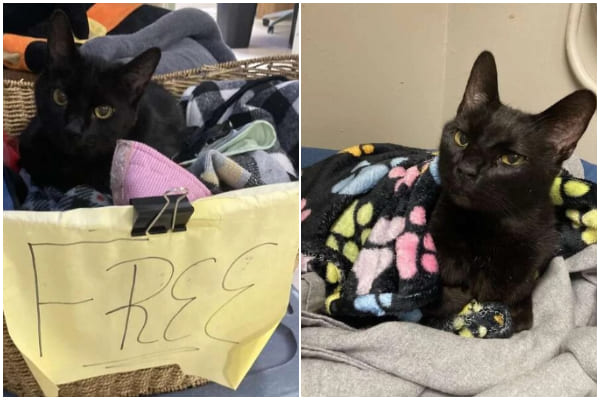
[80,8,235,74]
[301,160,597,397]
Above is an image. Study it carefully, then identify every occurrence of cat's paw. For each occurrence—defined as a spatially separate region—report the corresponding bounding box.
[451,300,513,338]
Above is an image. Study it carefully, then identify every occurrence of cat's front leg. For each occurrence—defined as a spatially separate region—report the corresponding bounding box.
[422,285,472,319]
[508,296,533,332]
[474,269,536,333]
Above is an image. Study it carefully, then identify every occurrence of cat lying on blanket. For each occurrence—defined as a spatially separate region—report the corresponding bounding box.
[19,10,185,192]
[300,51,596,338]
[422,51,596,334]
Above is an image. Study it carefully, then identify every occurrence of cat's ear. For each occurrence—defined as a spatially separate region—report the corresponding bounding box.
[120,48,161,101]
[47,10,79,69]
[457,51,500,114]
[536,90,596,162]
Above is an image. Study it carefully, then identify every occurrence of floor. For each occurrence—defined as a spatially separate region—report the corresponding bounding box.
[174,3,295,60]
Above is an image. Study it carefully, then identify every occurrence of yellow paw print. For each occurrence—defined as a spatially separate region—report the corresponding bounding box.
[328,201,376,263]
[324,199,377,315]
[582,229,596,245]
[325,285,342,314]
[550,176,591,206]
[493,313,505,327]
[325,262,341,284]
[459,299,482,316]
[550,177,563,205]
[564,208,596,245]
[340,144,375,157]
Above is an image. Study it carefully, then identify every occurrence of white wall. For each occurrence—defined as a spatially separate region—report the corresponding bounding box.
[301,4,448,151]
[302,3,597,162]
[442,4,597,162]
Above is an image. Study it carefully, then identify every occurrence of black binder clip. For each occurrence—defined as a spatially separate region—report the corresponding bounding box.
[130,188,194,236]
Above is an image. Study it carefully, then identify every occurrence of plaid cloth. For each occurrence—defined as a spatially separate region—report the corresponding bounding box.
[21,184,112,211]
[189,147,297,193]
[180,78,299,169]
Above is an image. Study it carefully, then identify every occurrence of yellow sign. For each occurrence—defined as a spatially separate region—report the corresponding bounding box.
[4,183,299,396]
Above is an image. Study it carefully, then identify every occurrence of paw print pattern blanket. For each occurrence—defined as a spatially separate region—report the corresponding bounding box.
[301,143,596,337]
[301,144,442,321]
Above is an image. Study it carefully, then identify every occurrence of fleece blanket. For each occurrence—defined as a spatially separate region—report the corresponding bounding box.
[301,151,597,396]
[302,145,441,323]
[302,144,595,337]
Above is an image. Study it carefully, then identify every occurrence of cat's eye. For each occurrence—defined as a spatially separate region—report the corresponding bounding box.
[53,89,68,106]
[93,105,114,120]
[454,131,469,148]
[500,153,526,166]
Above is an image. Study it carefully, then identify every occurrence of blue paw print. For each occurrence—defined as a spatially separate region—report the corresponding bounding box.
[331,161,389,195]
[429,156,440,184]
[353,293,422,321]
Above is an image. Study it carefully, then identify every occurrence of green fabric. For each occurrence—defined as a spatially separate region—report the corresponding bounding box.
[215,120,277,157]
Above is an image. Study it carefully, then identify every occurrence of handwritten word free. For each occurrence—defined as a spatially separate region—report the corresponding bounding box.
[28,240,280,362]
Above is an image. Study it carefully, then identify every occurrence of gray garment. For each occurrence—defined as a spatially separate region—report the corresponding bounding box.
[80,8,235,74]
[301,246,597,397]
[301,157,597,397]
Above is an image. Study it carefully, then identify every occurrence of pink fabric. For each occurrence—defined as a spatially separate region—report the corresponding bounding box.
[409,206,426,226]
[370,216,405,245]
[301,198,312,221]
[394,165,420,192]
[111,140,211,205]
[300,254,315,273]
[395,232,419,279]
[301,209,312,221]
[421,253,439,274]
[353,248,394,295]
[388,166,406,179]
[423,233,436,251]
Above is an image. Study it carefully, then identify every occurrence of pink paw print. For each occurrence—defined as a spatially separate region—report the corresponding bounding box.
[395,206,438,279]
[388,165,420,192]
[301,198,312,222]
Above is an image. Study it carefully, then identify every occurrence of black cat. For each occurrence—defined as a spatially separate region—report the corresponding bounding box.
[422,51,596,332]
[19,10,185,191]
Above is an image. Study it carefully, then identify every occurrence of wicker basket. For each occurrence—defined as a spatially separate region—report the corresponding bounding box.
[3,54,299,136]
[3,54,299,397]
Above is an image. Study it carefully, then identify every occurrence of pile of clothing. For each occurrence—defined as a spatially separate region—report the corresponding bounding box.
[4,78,299,211]
[4,4,235,74]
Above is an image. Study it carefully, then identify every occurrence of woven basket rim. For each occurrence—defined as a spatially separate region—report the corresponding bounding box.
[156,53,299,78]
[3,53,299,88]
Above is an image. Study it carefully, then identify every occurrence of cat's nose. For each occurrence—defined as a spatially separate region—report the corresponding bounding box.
[456,161,479,179]
[65,117,84,135]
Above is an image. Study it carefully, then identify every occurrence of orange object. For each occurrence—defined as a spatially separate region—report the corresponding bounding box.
[4,3,144,72]
[87,3,143,33]
[3,33,43,71]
